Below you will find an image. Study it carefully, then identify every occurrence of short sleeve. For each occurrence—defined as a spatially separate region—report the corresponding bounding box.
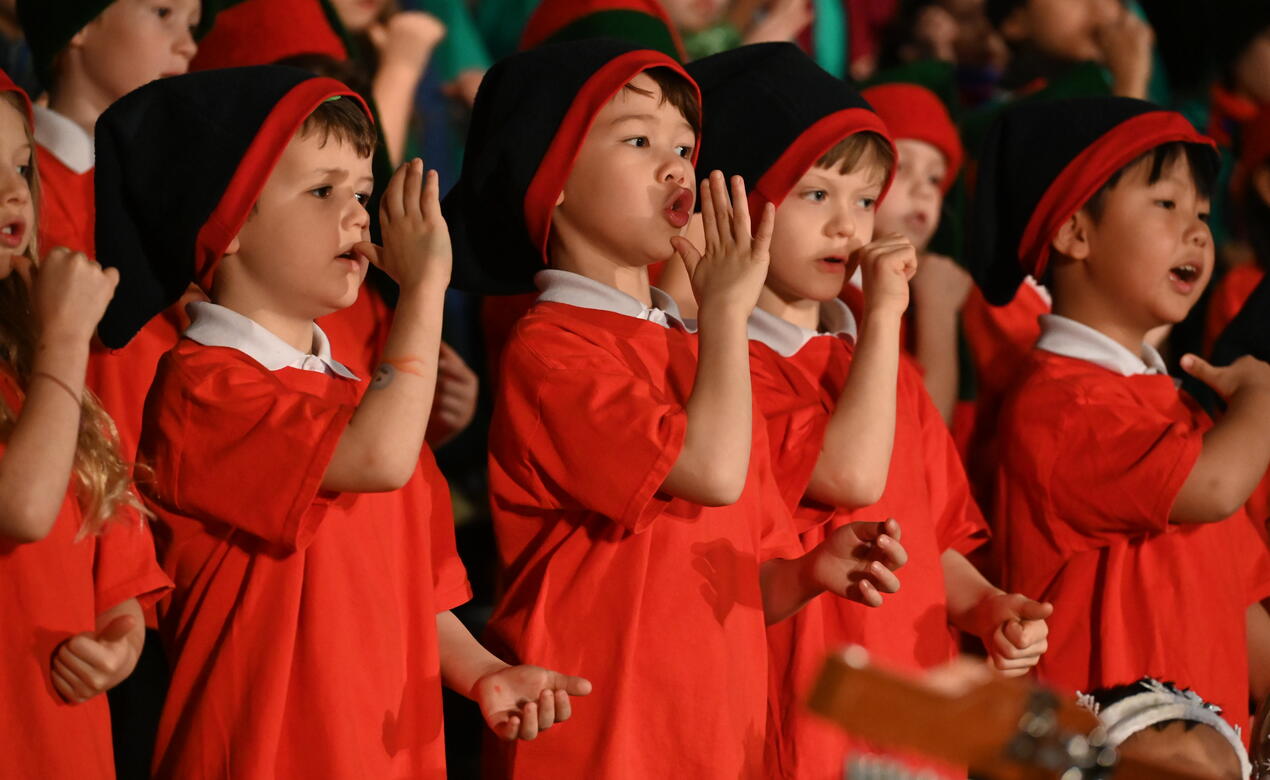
[93,508,173,613]
[749,344,829,514]
[1047,399,1201,546]
[495,340,687,533]
[143,355,355,553]
[420,448,472,612]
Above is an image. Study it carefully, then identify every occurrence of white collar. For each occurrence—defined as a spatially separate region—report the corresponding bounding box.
[33,104,94,174]
[748,298,858,358]
[184,301,359,380]
[1036,314,1169,377]
[534,269,688,329]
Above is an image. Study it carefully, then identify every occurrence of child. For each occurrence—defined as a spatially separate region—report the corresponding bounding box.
[0,70,170,779]
[443,38,908,778]
[864,81,970,425]
[1079,678,1250,780]
[973,95,1270,733]
[94,66,588,778]
[690,43,1050,779]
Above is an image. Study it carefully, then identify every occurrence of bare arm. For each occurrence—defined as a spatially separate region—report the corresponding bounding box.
[663,173,773,506]
[0,250,117,542]
[322,162,450,493]
[1172,355,1270,524]
[370,13,446,165]
[942,549,1051,676]
[911,253,972,424]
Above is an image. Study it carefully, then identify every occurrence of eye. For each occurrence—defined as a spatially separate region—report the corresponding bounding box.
[1198,211,1211,224]
[355,192,371,206]
[16,164,29,177]
[623,137,649,148]
[1155,199,1176,210]
[857,197,877,209]
[803,189,827,202]
[311,186,333,199]
[153,5,172,19]
[928,175,943,187]
[675,145,693,159]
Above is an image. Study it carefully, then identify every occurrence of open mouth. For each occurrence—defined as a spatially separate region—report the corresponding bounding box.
[0,219,25,248]
[335,247,361,264]
[664,187,694,228]
[817,256,848,272]
[1169,263,1200,285]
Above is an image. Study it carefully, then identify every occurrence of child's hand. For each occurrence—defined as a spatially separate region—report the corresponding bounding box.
[357,159,452,293]
[854,233,917,319]
[369,11,447,76]
[1097,8,1153,99]
[472,664,593,741]
[18,247,119,344]
[965,592,1052,677]
[671,171,775,317]
[1182,354,1270,401]
[425,341,479,448]
[50,614,141,704]
[809,518,908,607]
[743,0,813,45]
[910,252,972,315]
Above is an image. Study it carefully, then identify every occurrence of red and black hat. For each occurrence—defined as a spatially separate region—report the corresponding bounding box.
[442,38,699,295]
[190,0,348,71]
[861,82,962,194]
[95,66,371,348]
[688,43,895,224]
[969,96,1217,306]
[0,69,33,126]
[520,0,687,61]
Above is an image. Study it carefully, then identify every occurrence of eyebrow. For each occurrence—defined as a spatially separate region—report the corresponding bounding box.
[609,113,658,126]
[312,168,350,178]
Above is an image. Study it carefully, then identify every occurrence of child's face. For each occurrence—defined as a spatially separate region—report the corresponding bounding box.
[552,72,697,270]
[874,139,945,251]
[1233,29,1270,104]
[1068,154,1213,328]
[228,130,373,320]
[0,100,34,281]
[661,0,728,33]
[1119,722,1243,780]
[329,0,387,34]
[1004,0,1120,62]
[72,0,199,102]
[765,160,885,304]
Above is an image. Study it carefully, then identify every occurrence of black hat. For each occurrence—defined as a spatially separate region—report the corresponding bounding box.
[968,97,1216,305]
[689,43,894,224]
[442,38,698,295]
[95,66,370,348]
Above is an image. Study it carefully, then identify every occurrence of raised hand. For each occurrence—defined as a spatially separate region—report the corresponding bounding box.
[355,158,452,292]
[51,613,141,704]
[18,247,119,343]
[1181,354,1270,402]
[472,664,593,741]
[809,518,908,607]
[855,233,918,319]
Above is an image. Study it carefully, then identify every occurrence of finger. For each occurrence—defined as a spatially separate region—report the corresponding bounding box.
[403,158,424,218]
[752,202,776,255]
[873,534,908,570]
[95,614,137,645]
[865,560,901,593]
[499,714,520,741]
[555,690,572,722]
[729,175,752,243]
[518,701,539,740]
[383,162,408,222]
[100,266,121,297]
[669,238,703,278]
[423,168,443,222]
[1014,599,1054,623]
[547,672,592,696]
[853,578,883,607]
[1180,353,1220,387]
[51,667,81,703]
[710,171,733,244]
[61,638,112,679]
[697,178,719,251]
[537,688,555,731]
[881,518,901,543]
[52,657,96,701]
[353,242,383,268]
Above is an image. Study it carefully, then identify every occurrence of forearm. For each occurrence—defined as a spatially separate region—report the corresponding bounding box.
[0,335,90,542]
[941,549,1003,635]
[373,62,429,166]
[806,311,901,507]
[914,301,960,425]
[437,610,509,699]
[760,554,819,625]
[1172,389,1270,524]
[663,303,752,504]
[322,282,446,492]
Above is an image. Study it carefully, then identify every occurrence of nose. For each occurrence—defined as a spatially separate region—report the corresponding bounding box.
[826,201,856,239]
[345,196,371,234]
[657,153,690,187]
[0,166,30,209]
[174,27,198,63]
[1187,216,1211,249]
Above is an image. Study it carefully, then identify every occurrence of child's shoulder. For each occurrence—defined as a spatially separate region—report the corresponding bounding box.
[508,300,685,375]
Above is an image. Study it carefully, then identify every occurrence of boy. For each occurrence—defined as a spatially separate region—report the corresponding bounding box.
[443,39,907,779]
[690,43,1050,779]
[95,66,588,778]
[973,95,1270,733]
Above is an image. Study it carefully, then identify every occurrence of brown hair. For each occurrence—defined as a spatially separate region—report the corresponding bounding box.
[299,95,377,158]
[0,92,144,537]
[1083,141,1219,222]
[622,67,702,138]
[814,131,895,182]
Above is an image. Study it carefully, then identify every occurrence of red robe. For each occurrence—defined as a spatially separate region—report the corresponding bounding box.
[0,369,171,779]
[1204,264,1264,357]
[142,339,470,779]
[483,301,802,780]
[993,348,1270,732]
[751,331,987,780]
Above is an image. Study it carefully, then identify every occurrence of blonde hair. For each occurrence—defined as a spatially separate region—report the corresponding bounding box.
[815,131,895,181]
[0,92,144,538]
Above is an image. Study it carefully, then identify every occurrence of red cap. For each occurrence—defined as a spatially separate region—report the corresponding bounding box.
[861,83,962,194]
[190,0,347,71]
[520,0,686,61]
[0,70,33,126]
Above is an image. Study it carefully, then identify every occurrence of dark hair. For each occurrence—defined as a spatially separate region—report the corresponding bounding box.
[623,66,701,138]
[1083,142,1219,221]
[299,95,376,158]
[815,131,896,180]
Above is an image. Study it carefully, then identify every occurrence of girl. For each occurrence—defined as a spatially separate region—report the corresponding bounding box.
[0,71,169,779]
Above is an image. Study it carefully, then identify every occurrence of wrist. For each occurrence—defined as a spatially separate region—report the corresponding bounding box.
[695,299,752,329]
[466,658,511,700]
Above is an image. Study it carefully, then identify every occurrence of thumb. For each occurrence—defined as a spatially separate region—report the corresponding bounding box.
[1014,598,1054,623]
[353,242,383,268]
[95,614,137,644]
[669,237,703,278]
[547,671,592,696]
[1180,353,1224,392]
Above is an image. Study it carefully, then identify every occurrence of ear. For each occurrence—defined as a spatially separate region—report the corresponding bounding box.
[1253,166,1270,210]
[1051,210,1092,262]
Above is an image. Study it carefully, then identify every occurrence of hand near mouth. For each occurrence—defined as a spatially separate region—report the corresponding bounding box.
[670,171,774,313]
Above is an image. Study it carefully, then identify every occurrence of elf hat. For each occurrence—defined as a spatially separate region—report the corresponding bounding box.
[520,0,686,61]
[689,43,895,225]
[968,96,1216,305]
[190,0,348,71]
[442,38,699,295]
[861,82,962,193]
[95,66,370,348]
